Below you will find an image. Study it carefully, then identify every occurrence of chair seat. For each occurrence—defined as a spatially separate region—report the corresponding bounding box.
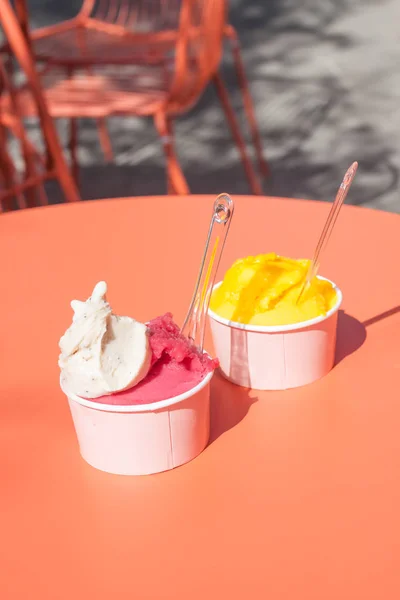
[30,21,177,66]
[1,67,169,119]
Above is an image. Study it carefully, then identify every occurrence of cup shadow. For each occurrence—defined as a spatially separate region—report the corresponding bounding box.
[206,307,396,444]
[335,309,366,365]
[208,370,258,445]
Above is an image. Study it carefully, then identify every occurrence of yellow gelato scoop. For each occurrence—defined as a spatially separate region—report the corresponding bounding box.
[209,253,337,326]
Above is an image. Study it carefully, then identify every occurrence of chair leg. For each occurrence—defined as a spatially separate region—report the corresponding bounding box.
[6,116,48,207]
[13,123,37,208]
[56,158,81,203]
[225,26,269,177]
[47,120,80,203]
[38,115,80,203]
[213,72,263,195]
[69,117,80,185]
[22,148,39,208]
[2,57,34,206]
[0,132,20,211]
[96,118,113,162]
[0,124,27,210]
[167,176,176,195]
[165,118,179,194]
[154,112,189,196]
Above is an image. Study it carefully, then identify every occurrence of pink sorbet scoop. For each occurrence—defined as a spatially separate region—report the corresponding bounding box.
[93,313,218,405]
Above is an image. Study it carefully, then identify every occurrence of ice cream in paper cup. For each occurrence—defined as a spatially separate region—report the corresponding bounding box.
[208,253,342,390]
[59,283,217,475]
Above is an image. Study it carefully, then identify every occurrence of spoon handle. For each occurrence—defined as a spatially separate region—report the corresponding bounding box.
[181,193,234,352]
[297,161,358,303]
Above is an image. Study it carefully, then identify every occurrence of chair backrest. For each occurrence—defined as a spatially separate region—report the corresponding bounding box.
[167,0,227,113]
[83,0,228,115]
[81,0,182,32]
[0,0,80,211]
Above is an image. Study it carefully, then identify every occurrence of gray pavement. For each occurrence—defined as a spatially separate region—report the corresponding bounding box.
[16,0,400,211]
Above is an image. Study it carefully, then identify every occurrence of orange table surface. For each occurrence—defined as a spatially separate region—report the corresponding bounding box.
[1,196,400,600]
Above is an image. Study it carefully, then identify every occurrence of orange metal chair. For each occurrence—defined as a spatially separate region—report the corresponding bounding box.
[1,0,267,192]
[0,8,80,212]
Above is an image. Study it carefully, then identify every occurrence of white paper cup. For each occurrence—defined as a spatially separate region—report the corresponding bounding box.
[208,277,342,390]
[61,371,213,476]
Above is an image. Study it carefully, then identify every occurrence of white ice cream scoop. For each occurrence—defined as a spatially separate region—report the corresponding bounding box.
[59,282,151,398]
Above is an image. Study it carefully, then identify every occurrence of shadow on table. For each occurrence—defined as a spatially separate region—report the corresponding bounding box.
[207,304,400,443]
[363,305,400,328]
[334,309,366,365]
[332,305,400,366]
[208,371,257,445]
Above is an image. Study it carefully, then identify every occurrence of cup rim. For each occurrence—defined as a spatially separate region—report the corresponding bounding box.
[61,366,214,413]
[208,275,342,333]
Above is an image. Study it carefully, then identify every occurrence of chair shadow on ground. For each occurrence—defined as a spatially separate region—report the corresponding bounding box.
[208,371,257,445]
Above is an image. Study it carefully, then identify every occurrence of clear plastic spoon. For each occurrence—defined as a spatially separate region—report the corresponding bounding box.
[297,161,358,304]
[181,193,234,352]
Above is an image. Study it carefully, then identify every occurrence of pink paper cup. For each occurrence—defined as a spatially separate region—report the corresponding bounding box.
[208,277,342,390]
[61,371,213,476]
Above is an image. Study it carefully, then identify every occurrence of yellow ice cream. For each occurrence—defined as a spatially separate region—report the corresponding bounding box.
[210,253,337,326]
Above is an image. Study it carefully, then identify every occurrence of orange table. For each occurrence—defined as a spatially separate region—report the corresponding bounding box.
[1,196,400,600]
